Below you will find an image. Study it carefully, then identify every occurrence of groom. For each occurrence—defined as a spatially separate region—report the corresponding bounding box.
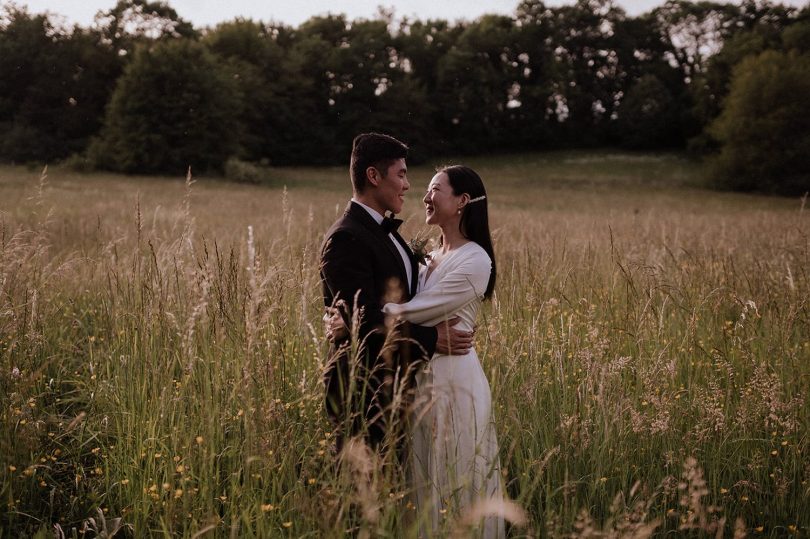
[320,132,472,453]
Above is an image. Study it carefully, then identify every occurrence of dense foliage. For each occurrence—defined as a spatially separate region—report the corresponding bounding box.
[88,39,240,174]
[709,50,810,196]
[0,0,808,190]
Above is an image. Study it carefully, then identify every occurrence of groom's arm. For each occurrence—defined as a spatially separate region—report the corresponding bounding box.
[322,230,441,361]
[399,321,438,360]
[399,319,474,357]
[321,230,386,342]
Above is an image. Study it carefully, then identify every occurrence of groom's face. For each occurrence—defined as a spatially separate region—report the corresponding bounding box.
[371,158,409,214]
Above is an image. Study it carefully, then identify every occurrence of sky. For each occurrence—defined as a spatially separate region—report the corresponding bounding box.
[13,0,807,29]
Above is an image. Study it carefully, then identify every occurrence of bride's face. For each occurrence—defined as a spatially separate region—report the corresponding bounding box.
[423,172,463,226]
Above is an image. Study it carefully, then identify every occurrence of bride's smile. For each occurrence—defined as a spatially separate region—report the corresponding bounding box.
[422,172,467,227]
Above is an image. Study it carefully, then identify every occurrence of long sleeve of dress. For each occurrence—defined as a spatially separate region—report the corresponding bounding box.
[383,246,491,326]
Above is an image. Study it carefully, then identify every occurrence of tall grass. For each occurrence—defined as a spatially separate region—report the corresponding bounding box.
[1,153,808,537]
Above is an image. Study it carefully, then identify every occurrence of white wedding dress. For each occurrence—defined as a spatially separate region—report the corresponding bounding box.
[384,242,504,538]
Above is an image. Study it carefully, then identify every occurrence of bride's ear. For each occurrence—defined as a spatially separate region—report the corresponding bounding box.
[457,193,470,213]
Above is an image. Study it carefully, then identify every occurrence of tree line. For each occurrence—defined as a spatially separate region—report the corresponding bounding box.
[1,0,808,194]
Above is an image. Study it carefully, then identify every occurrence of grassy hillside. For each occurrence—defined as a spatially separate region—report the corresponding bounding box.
[1,152,808,537]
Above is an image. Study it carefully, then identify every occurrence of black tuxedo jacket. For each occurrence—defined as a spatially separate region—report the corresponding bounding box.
[320,201,437,447]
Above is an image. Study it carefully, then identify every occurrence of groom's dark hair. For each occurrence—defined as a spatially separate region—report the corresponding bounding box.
[350,133,408,194]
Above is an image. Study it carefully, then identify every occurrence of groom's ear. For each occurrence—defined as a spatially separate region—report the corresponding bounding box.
[366,166,381,187]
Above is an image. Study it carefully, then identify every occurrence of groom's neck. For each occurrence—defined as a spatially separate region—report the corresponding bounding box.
[352,192,387,217]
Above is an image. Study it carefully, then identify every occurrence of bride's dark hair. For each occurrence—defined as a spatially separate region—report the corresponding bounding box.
[440,165,496,299]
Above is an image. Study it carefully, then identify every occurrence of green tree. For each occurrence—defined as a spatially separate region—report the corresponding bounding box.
[434,15,522,153]
[396,18,462,95]
[616,75,679,148]
[651,0,742,83]
[782,15,810,54]
[280,14,349,163]
[95,0,197,57]
[204,18,305,163]
[287,14,434,162]
[692,2,796,131]
[542,0,634,146]
[709,50,810,195]
[319,17,411,149]
[0,6,120,162]
[89,39,239,174]
[395,18,462,154]
[511,1,559,149]
[0,7,63,162]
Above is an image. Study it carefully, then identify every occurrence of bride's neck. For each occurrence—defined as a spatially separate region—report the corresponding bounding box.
[439,223,468,252]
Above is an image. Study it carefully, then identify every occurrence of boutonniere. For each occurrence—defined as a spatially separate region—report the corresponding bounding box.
[408,235,432,266]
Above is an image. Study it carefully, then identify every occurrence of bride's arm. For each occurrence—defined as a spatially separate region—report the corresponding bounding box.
[383,250,490,325]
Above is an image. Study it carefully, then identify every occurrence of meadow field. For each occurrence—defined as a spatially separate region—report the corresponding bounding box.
[1,152,808,537]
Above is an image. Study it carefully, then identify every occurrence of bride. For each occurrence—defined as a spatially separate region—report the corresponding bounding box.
[384,165,503,537]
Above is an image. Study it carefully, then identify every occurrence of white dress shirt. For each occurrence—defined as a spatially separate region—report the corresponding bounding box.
[351,199,413,292]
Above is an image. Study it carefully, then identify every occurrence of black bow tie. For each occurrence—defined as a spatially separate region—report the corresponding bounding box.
[381,216,403,233]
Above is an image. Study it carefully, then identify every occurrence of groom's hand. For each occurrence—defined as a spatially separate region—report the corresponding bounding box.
[324,301,349,342]
[435,317,474,355]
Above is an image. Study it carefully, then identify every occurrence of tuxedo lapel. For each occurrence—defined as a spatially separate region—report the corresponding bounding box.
[345,202,410,293]
[409,248,419,296]
[391,230,419,297]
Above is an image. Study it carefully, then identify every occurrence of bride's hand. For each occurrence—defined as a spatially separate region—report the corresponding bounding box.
[324,303,349,342]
